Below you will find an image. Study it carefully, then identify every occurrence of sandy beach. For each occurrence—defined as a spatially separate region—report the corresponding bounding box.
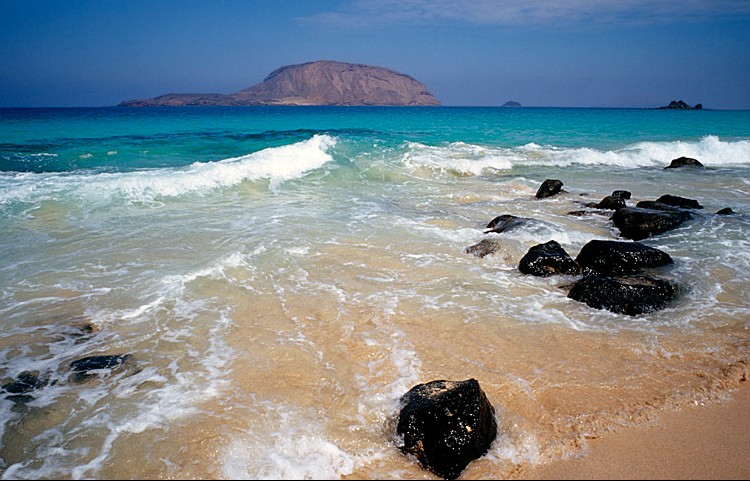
[523,379,750,480]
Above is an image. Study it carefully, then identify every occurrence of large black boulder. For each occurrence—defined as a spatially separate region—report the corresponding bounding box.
[519,240,581,277]
[575,240,673,276]
[567,274,679,316]
[665,156,704,169]
[611,207,692,240]
[396,379,497,480]
[535,179,563,199]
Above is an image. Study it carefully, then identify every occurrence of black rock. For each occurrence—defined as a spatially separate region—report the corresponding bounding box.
[596,196,627,211]
[465,239,504,258]
[567,274,679,316]
[519,240,581,277]
[655,194,703,210]
[2,371,47,394]
[535,179,563,199]
[635,200,685,212]
[69,354,132,382]
[716,207,735,215]
[396,379,497,480]
[611,207,692,241]
[5,394,35,404]
[665,156,704,169]
[612,190,632,199]
[484,214,527,234]
[575,240,673,276]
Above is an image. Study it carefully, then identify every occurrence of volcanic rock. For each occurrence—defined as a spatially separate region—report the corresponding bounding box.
[665,156,704,169]
[567,274,679,316]
[119,60,441,107]
[611,206,692,240]
[519,240,581,277]
[484,214,528,234]
[535,179,564,199]
[575,240,673,276]
[396,379,497,480]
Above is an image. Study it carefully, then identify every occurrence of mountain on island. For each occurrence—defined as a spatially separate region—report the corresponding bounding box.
[501,101,522,108]
[119,60,441,107]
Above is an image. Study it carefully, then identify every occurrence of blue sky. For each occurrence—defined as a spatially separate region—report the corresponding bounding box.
[1,0,749,108]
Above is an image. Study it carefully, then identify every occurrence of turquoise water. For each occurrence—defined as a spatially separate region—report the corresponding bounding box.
[1,106,749,479]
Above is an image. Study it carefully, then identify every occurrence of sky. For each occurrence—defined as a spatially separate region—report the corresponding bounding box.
[1,0,749,109]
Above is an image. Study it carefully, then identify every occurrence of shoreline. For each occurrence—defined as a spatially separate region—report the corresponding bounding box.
[520,379,750,480]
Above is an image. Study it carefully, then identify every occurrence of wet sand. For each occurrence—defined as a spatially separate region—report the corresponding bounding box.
[524,380,750,480]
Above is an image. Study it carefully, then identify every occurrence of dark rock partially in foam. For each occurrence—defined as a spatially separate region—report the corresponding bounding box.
[396,379,497,480]
[575,240,673,276]
[535,179,564,199]
[611,206,692,241]
[484,214,528,234]
[519,240,581,277]
[567,274,679,316]
[69,354,133,383]
[665,156,704,169]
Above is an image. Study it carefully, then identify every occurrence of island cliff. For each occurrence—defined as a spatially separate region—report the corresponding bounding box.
[119,60,441,107]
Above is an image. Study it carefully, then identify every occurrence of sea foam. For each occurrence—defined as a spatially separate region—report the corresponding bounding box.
[398,136,750,175]
[0,134,336,206]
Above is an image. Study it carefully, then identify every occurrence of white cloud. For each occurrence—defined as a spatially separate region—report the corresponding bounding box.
[300,0,750,27]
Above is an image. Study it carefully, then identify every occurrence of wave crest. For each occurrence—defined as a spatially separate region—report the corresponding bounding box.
[0,134,336,205]
[399,136,750,175]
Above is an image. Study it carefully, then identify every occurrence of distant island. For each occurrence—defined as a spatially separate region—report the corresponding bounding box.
[658,100,702,110]
[501,101,522,108]
[119,60,441,107]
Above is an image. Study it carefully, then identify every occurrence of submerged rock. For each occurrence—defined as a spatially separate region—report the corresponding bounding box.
[519,240,581,277]
[1,371,49,404]
[2,371,48,394]
[535,179,564,199]
[484,214,528,234]
[575,240,673,276]
[69,354,132,383]
[396,379,497,480]
[567,274,679,316]
[465,239,504,258]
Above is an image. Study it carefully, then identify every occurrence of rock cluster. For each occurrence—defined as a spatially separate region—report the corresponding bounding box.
[466,156,737,318]
[1,322,135,405]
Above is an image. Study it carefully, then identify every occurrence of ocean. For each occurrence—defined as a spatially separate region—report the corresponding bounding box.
[1,106,749,479]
